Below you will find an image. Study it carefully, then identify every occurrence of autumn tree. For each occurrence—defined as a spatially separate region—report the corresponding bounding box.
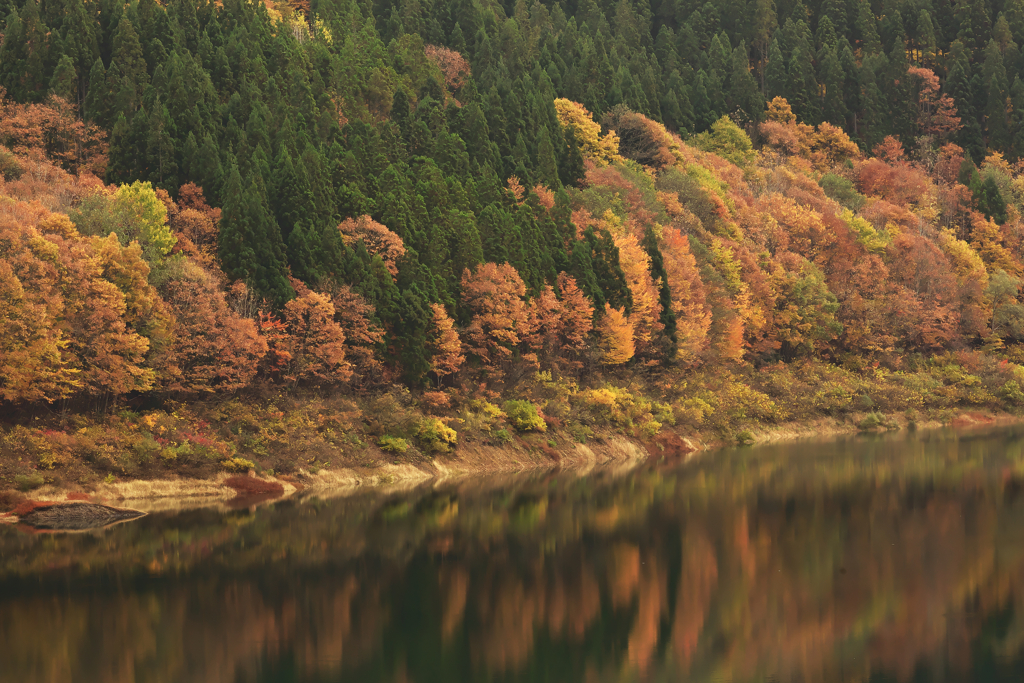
[771,257,843,358]
[597,304,636,366]
[907,66,962,143]
[461,262,533,380]
[615,232,663,356]
[281,288,352,386]
[338,215,407,278]
[160,265,268,393]
[601,106,677,169]
[660,227,711,364]
[427,303,464,384]
[554,98,622,166]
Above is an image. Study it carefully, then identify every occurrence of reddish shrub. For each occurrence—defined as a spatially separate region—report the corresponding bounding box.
[10,500,53,517]
[420,390,451,415]
[66,492,91,501]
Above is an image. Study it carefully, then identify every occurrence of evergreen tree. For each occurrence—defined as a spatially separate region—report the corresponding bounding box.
[49,54,77,102]
[557,126,586,187]
[949,41,986,160]
[728,42,763,120]
[765,38,788,101]
[219,163,293,304]
[984,39,1012,150]
[108,17,149,116]
[642,226,677,350]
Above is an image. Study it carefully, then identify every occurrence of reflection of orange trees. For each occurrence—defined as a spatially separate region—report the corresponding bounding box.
[671,527,718,669]
[0,576,384,683]
[7,449,1024,682]
[440,565,469,642]
[472,566,543,672]
[627,551,668,673]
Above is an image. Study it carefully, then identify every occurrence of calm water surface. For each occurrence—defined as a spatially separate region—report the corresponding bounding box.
[6,426,1024,682]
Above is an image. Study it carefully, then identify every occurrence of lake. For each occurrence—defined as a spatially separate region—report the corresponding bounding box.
[5,425,1024,682]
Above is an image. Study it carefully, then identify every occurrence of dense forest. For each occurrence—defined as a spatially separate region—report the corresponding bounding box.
[8,0,1024,472]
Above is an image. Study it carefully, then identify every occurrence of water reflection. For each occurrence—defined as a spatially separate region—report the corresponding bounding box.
[5,427,1024,682]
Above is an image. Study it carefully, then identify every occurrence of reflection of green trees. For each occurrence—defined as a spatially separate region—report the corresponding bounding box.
[6,428,1024,681]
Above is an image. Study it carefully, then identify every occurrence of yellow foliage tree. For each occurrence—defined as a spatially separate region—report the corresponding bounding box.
[598,303,635,365]
[554,98,622,166]
[614,232,662,353]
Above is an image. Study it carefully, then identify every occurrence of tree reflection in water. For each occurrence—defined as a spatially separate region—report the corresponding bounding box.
[4,426,1024,682]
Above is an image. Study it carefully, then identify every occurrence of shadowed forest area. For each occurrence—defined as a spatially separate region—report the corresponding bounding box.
[9,0,1024,484]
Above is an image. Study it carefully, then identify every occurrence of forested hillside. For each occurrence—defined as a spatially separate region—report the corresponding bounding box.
[7,0,1024,477]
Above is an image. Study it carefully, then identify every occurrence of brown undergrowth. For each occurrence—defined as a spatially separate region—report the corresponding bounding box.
[2,355,1023,504]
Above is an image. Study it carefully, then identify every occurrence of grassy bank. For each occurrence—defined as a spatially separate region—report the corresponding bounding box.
[3,352,1024,509]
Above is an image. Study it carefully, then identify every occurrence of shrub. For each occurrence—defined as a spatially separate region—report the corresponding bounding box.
[420,391,451,414]
[582,385,673,437]
[504,400,547,432]
[377,435,410,453]
[0,146,23,180]
[1000,380,1024,405]
[858,412,886,430]
[221,457,257,472]
[736,430,755,445]
[566,422,593,444]
[416,418,458,453]
[14,473,44,492]
[490,428,513,445]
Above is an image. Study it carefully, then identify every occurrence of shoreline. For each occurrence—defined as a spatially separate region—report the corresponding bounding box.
[3,409,1022,517]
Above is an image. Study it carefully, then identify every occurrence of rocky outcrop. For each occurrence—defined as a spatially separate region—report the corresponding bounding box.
[17,502,146,531]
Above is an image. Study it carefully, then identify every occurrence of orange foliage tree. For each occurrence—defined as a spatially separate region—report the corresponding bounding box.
[338,215,406,278]
[659,227,711,363]
[461,262,533,379]
[322,282,386,384]
[907,67,961,139]
[614,232,663,355]
[281,289,352,385]
[0,89,107,175]
[427,303,465,383]
[160,266,267,393]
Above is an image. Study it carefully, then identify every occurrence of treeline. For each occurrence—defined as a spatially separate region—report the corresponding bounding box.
[5,0,1024,408]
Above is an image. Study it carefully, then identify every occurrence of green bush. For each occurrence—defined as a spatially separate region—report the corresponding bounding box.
[416,418,458,453]
[735,430,755,445]
[490,428,513,445]
[567,422,593,444]
[0,146,23,181]
[504,400,547,432]
[377,435,410,453]
[858,412,886,430]
[1000,380,1024,405]
[14,473,44,492]
[821,174,866,210]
